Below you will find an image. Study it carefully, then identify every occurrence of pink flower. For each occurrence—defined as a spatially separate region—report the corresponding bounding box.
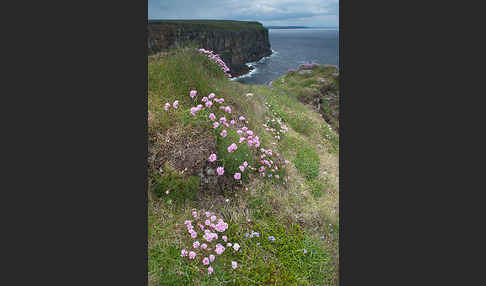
[184,220,192,226]
[233,243,240,251]
[242,127,248,132]
[190,231,197,239]
[234,173,241,180]
[164,103,170,111]
[192,211,198,218]
[189,251,196,259]
[239,165,245,172]
[190,90,197,98]
[275,175,280,179]
[181,249,188,257]
[209,113,216,121]
[225,106,232,113]
[236,129,243,135]
[209,254,215,262]
[205,219,211,226]
[205,211,211,217]
[219,116,226,123]
[203,257,210,265]
[243,161,248,167]
[173,100,179,109]
[221,130,227,137]
[208,266,214,275]
[247,130,253,136]
[205,101,213,108]
[190,107,198,116]
[202,97,208,103]
[232,261,238,269]
[217,167,224,175]
[201,243,208,250]
[227,243,232,247]
[210,215,217,222]
[215,244,225,255]
[228,143,237,153]
[209,153,217,162]
[222,235,227,242]
[193,241,200,248]
[208,93,215,99]
[197,104,203,110]
[230,120,236,125]
[239,116,245,121]
[213,122,220,129]
[239,137,246,143]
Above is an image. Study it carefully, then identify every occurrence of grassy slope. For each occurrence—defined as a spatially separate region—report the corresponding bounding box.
[148,20,265,31]
[148,49,339,285]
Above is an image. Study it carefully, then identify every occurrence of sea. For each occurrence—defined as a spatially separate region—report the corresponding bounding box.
[232,28,339,85]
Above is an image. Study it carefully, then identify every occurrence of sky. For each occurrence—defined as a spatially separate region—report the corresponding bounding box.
[148,0,339,27]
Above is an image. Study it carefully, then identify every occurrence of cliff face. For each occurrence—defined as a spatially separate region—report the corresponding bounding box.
[148,20,272,77]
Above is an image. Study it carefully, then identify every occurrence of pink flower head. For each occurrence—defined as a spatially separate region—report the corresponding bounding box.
[202,97,208,103]
[203,257,210,265]
[181,249,188,257]
[209,153,217,162]
[232,261,238,269]
[208,266,214,275]
[209,113,216,121]
[221,130,227,137]
[227,243,232,247]
[222,235,228,242]
[201,243,208,249]
[225,106,232,113]
[189,251,196,259]
[243,161,248,167]
[173,100,179,109]
[275,175,280,179]
[228,143,237,153]
[247,130,253,136]
[217,167,224,175]
[219,117,226,123]
[205,211,211,217]
[192,211,198,218]
[190,90,197,98]
[197,104,203,110]
[239,116,245,121]
[236,129,243,135]
[239,137,246,143]
[215,244,225,255]
[213,122,220,129]
[233,243,240,251]
[242,127,248,132]
[193,241,200,248]
[164,103,170,111]
[209,254,215,262]
[190,107,198,116]
[230,120,236,125]
[234,173,241,180]
[210,215,217,222]
[205,101,213,108]
[208,93,215,99]
[239,165,245,172]
[205,219,211,226]
[184,220,192,226]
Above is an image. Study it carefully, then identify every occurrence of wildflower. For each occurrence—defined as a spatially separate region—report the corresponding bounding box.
[208,113,216,121]
[256,242,260,246]
[190,107,198,116]
[219,117,226,123]
[225,106,231,113]
[173,100,179,109]
[189,251,196,259]
[202,257,210,265]
[190,231,197,239]
[205,211,211,217]
[210,215,217,222]
[205,101,213,108]
[192,211,198,218]
[205,219,211,226]
[227,243,232,247]
[201,243,208,249]
[208,93,215,99]
[202,96,208,103]
[228,143,237,152]
[232,261,238,269]
[208,266,214,275]
[209,254,215,262]
[268,236,275,242]
[217,167,224,175]
[193,241,200,248]
[239,116,245,121]
[230,120,236,125]
[164,103,170,111]
[165,190,169,195]
[209,153,217,162]
[246,130,253,136]
[233,243,240,251]
[181,249,188,257]
[275,175,280,179]
[190,90,197,98]
[234,173,241,180]
[215,244,225,255]
[285,160,290,164]
[221,129,227,137]
[239,165,245,172]
[303,249,307,254]
[236,129,243,135]
[213,122,220,129]
[197,104,203,110]
[239,137,246,143]
[222,235,227,242]
[242,127,248,132]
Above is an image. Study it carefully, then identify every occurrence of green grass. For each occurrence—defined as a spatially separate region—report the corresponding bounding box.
[217,128,254,183]
[149,20,266,32]
[294,146,320,180]
[151,164,199,203]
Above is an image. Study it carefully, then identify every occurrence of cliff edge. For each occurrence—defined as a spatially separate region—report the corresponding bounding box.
[147,20,272,77]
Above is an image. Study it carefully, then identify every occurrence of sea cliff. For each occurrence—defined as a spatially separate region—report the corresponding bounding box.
[147,20,272,77]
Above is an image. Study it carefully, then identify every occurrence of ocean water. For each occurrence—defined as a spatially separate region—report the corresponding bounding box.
[232,28,339,85]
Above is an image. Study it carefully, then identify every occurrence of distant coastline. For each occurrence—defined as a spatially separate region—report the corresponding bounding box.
[265,26,338,30]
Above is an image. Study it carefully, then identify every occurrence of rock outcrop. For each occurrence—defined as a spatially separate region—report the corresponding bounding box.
[148,20,272,77]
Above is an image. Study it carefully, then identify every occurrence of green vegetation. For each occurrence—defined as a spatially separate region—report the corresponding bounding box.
[149,20,266,32]
[148,48,339,285]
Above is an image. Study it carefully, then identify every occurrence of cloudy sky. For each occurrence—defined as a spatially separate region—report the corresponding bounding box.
[148,0,339,27]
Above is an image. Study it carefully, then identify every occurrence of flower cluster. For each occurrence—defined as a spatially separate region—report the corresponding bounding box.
[198,48,232,78]
[180,210,240,275]
[163,100,180,111]
[263,118,288,142]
